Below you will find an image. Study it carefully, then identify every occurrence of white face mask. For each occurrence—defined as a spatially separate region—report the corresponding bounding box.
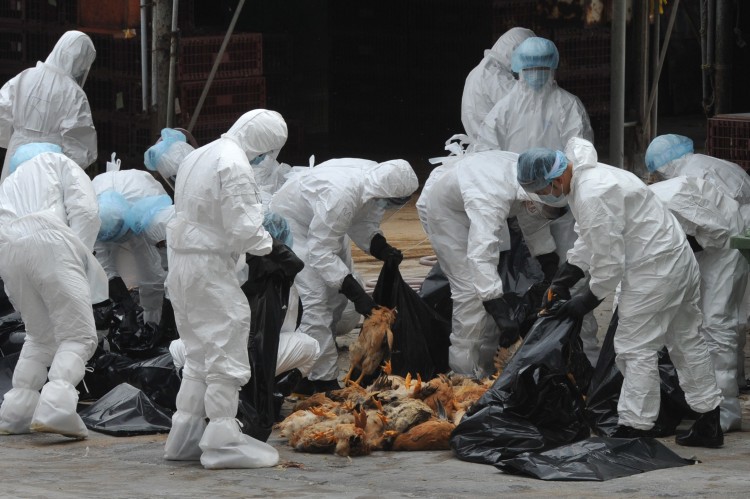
[538,192,568,208]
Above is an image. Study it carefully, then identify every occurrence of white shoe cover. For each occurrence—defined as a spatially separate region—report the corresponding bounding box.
[30,380,88,439]
[199,418,279,469]
[0,388,39,435]
[164,413,207,460]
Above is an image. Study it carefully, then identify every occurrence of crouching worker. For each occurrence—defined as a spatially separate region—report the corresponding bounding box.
[0,143,107,439]
[164,110,288,469]
[517,137,724,448]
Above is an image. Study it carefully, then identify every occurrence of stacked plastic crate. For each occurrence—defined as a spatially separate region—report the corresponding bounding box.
[707,114,750,172]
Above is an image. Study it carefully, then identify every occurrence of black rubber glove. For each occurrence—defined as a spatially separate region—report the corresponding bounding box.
[339,274,377,317]
[541,261,585,309]
[369,233,403,266]
[267,238,305,281]
[556,288,603,319]
[483,297,520,348]
[536,252,560,282]
[686,235,704,253]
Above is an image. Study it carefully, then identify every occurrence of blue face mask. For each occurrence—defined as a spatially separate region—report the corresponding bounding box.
[250,153,267,166]
[523,69,551,91]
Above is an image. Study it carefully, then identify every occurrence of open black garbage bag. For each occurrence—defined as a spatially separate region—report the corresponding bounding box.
[418,261,453,323]
[237,254,289,442]
[0,310,25,357]
[373,258,451,380]
[450,315,592,465]
[0,352,19,402]
[0,277,15,316]
[586,309,698,437]
[496,436,695,481]
[80,382,173,436]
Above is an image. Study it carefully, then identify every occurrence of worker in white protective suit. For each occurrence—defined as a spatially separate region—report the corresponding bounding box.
[418,150,562,377]
[474,37,593,153]
[269,158,419,394]
[0,31,97,182]
[164,109,288,469]
[650,176,748,432]
[461,27,535,140]
[92,161,173,325]
[0,143,107,439]
[517,137,724,448]
[646,133,750,392]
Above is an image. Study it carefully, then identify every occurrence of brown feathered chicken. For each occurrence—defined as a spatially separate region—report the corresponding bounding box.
[493,337,523,377]
[391,419,455,451]
[333,408,372,457]
[343,306,397,385]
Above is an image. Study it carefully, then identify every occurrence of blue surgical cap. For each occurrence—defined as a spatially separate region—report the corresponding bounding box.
[645,134,694,172]
[263,211,293,249]
[97,191,131,242]
[511,37,560,73]
[517,148,568,192]
[9,143,62,174]
[124,195,173,235]
[144,128,187,171]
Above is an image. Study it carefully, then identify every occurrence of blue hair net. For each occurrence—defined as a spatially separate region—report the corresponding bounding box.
[9,143,62,174]
[144,128,187,171]
[124,195,173,235]
[517,148,568,192]
[97,191,131,242]
[511,37,559,73]
[263,211,293,248]
[645,134,694,172]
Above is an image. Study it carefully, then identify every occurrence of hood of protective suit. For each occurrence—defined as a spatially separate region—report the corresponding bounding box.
[362,160,419,201]
[45,31,96,84]
[224,109,288,163]
[486,27,535,69]
[564,137,598,172]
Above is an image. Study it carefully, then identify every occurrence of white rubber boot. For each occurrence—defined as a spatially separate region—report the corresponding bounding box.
[0,358,47,435]
[164,376,207,460]
[30,351,88,439]
[199,382,279,469]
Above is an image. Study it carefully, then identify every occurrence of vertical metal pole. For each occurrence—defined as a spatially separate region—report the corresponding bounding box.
[153,0,172,128]
[166,0,180,127]
[714,0,732,114]
[140,0,149,112]
[609,0,627,167]
[650,2,660,138]
[638,0,650,144]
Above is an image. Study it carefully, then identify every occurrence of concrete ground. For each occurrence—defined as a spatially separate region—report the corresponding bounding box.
[1,201,749,498]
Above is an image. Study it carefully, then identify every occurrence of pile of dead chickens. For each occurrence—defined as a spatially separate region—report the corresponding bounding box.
[276,366,493,457]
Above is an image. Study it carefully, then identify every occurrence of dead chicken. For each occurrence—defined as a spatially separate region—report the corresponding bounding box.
[391,419,456,451]
[293,392,336,412]
[382,397,434,434]
[413,374,455,420]
[493,337,523,377]
[343,306,397,385]
[277,405,338,442]
[292,412,354,451]
[333,408,372,457]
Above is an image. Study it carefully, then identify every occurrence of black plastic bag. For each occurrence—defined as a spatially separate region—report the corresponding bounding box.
[586,309,698,437]
[237,255,288,442]
[0,277,15,316]
[450,315,592,466]
[373,259,451,380]
[418,261,452,323]
[80,383,173,436]
[0,311,25,357]
[0,352,19,402]
[496,436,695,481]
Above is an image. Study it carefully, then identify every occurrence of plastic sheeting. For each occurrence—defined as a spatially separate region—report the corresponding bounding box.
[496,437,695,481]
[450,314,592,465]
[373,259,451,380]
[79,383,173,436]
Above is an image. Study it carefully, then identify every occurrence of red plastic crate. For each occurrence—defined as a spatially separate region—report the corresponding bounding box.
[708,114,750,165]
[25,28,63,63]
[178,77,266,126]
[111,36,143,78]
[554,27,611,70]
[189,118,234,147]
[557,68,610,116]
[178,33,263,81]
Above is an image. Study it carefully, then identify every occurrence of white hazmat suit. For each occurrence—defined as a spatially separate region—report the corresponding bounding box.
[92,168,172,324]
[164,110,287,469]
[269,158,418,384]
[0,146,106,439]
[419,150,557,377]
[650,176,748,431]
[0,31,97,181]
[461,27,535,140]
[560,138,722,430]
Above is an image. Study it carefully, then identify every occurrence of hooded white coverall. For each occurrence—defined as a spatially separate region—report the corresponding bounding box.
[564,138,722,430]
[475,73,593,154]
[419,150,556,377]
[656,152,750,387]
[0,151,106,438]
[269,158,419,382]
[650,176,748,431]
[0,31,97,181]
[92,169,171,324]
[461,27,535,140]
[164,109,287,469]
